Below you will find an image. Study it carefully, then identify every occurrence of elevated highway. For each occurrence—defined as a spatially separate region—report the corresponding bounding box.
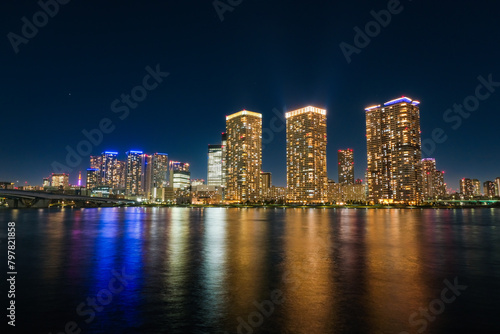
[0,189,136,208]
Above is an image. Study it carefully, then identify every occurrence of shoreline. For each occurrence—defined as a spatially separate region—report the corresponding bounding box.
[1,204,499,210]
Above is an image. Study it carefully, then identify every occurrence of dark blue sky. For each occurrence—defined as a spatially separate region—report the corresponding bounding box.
[1,0,499,190]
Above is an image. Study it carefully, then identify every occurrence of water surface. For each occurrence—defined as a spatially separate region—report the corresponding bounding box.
[1,207,499,333]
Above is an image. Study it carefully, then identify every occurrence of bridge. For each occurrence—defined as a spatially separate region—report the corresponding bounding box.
[0,189,136,208]
[424,199,500,206]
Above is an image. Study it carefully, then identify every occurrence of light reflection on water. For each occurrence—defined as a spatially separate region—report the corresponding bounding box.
[1,207,499,333]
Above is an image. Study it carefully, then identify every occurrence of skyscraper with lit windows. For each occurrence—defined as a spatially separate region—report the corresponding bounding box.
[286,106,327,204]
[86,168,99,190]
[150,153,168,200]
[101,151,117,185]
[207,144,223,187]
[169,161,191,190]
[365,97,423,204]
[51,173,69,189]
[125,150,144,196]
[472,179,481,196]
[484,181,496,197]
[422,158,446,199]
[338,149,354,185]
[225,110,262,203]
[460,178,474,197]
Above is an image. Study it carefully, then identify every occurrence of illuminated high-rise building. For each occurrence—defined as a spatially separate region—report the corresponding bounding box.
[100,151,118,186]
[86,168,99,190]
[460,178,474,197]
[435,170,446,197]
[226,110,262,203]
[207,144,223,187]
[143,154,153,198]
[338,149,354,185]
[422,158,446,199]
[261,171,272,198]
[496,177,500,197]
[261,172,271,190]
[90,155,102,170]
[484,181,496,197]
[89,155,102,186]
[221,133,227,189]
[150,153,169,200]
[365,97,423,204]
[472,179,481,196]
[169,161,191,190]
[114,160,126,191]
[286,106,327,204]
[125,150,144,196]
[51,173,69,189]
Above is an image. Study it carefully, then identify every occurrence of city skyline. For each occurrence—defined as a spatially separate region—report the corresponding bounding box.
[5,96,499,196]
[1,1,499,191]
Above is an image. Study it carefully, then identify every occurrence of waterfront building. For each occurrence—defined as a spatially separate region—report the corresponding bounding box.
[149,153,169,201]
[484,181,496,197]
[365,97,423,204]
[327,179,366,204]
[86,168,99,190]
[338,149,354,184]
[286,106,327,204]
[169,161,191,190]
[422,158,446,199]
[207,144,223,187]
[221,133,227,190]
[261,172,272,198]
[125,150,145,196]
[472,179,481,196]
[225,110,262,203]
[459,178,474,197]
[100,151,118,186]
[496,177,500,196]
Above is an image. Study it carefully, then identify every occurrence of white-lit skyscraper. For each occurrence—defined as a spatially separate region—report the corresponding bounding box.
[207,144,223,186]
[150,153,169,200]
[169,161,191,190]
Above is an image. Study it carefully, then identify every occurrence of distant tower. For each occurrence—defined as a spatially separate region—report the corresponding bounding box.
[125,150,144,196]
[422,158,446,199]
[169,161,191,190]
[86,169,99,190]
[338,149,354,184]
[459,178,474,197]
[78,171,82,187]
[207,144,223,187]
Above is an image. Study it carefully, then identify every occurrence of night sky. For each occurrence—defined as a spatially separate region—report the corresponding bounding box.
[1,0,499,190]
